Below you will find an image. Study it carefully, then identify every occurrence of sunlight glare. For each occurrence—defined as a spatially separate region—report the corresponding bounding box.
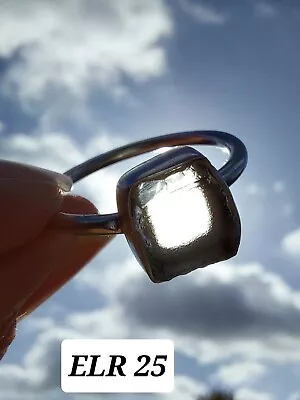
[140,168,212,249]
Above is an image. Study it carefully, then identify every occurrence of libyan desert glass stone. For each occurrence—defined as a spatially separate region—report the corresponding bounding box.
[117,146,241,283]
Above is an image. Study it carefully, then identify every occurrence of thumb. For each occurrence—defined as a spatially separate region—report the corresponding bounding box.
[0,160,72,254]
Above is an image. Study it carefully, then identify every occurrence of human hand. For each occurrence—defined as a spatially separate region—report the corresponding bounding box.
[0,160,112,360]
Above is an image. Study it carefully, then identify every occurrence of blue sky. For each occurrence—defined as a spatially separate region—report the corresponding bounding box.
[0,0,300,399]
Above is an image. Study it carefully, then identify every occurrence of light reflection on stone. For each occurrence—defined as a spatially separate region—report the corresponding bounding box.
[137,168,211,249]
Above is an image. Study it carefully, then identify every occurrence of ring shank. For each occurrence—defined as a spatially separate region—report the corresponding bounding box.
[52,130,248,235]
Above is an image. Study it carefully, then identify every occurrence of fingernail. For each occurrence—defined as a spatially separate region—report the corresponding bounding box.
[35,168,73,192]
[50,171,73,192]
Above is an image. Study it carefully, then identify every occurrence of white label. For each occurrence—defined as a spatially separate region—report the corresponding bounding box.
[61,339,174,393]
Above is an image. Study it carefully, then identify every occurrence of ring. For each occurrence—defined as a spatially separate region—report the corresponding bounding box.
[52,130,248,236]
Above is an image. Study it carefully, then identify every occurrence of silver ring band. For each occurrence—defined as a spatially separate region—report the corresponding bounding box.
[53,130,248,236]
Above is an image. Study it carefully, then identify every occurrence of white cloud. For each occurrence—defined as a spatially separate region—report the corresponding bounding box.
[0,132,84,170]
[254,2,277,18]
[212,361,267,387]
[282,228,300,260]
[74,253,136,294]
[85,134,127,156]
[0,0,173,103]
[236,388,274,400]
[179,0,228,25]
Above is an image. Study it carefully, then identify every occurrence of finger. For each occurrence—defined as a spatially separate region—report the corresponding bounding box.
[0,194,110,360]
[17,195,113,319]
[0,160,72,191]
[0,160,72,254]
